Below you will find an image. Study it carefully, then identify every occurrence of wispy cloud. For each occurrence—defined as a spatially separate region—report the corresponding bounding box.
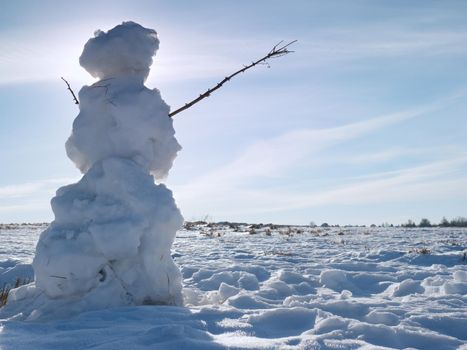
[174,155,467,218]
[0,177,78,200]
[303,28,467,61]
[171,95,466,217]
[267,156,467,211]
[0,177,79,221]
[175,94,459,191]
[325,145,461,166]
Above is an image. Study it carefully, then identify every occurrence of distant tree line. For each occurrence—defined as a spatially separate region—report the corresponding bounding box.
[311,216,467,228]
[401,216,467,228]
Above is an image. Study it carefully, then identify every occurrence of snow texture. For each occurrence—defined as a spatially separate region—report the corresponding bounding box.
[1,225,466,349]
[2,22,183,320]
[80,22,158,82]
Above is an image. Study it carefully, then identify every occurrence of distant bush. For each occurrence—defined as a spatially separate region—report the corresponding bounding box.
[436,216,467,227]
[402,220,416,228]
[439,217,450,227]
[419,218,431,227]
[449,217,467,227]
[410,247,431,255]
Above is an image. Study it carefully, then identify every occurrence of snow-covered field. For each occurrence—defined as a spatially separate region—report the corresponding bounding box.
[1,223,466,349]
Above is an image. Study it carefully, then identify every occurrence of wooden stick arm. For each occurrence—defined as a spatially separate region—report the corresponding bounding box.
[168,40,297,118]
[61,77,80,105]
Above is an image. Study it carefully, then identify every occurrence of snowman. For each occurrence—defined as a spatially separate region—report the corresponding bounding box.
[4,22,184,319]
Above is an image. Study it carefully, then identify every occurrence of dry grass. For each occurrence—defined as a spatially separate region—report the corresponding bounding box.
[264,250,294,257]
[0,278,31,308]
[409,247,432,255]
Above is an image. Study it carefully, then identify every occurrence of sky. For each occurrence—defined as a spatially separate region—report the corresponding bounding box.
[1,0,467,225]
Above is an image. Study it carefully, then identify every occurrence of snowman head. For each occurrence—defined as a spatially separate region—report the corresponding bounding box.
[79,21,159,81]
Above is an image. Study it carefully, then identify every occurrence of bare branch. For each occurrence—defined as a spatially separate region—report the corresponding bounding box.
[61,77,80,105]
[168,40,297,118]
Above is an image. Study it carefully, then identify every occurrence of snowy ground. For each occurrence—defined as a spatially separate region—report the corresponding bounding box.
[1,223,466,349]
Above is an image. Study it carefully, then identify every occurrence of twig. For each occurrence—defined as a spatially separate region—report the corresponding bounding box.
[168,40,297,118]
[61,77,80,105]
[50,275,67,279]
[91,82,116,106]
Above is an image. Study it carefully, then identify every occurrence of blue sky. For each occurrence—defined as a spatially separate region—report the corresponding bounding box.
[1,0,466,225]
